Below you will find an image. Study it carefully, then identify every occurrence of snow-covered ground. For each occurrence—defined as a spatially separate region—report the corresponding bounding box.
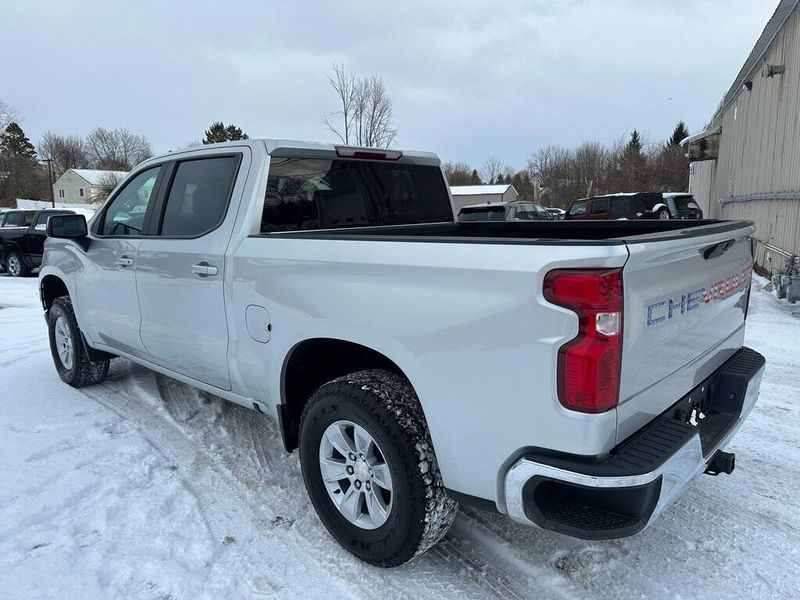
[0,273,798,600]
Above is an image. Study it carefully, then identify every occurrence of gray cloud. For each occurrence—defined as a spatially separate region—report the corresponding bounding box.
[0,0,777,170]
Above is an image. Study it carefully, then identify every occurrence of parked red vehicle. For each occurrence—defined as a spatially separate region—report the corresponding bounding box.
[566,192,672,220]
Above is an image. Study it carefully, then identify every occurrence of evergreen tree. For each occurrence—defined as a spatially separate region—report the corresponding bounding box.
[618,130,648,191]
[495,174,505,184]
[470,169,481,185]
[0,122,47,205]
[666,121,689,149]
[0,122,37,159]
[203,121,249,144]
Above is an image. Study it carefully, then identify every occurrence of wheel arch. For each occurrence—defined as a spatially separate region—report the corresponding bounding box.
[278,337,422,453]
[40,273,70,311]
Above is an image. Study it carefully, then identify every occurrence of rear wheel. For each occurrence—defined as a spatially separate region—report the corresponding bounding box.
[299,369,457,567]
[47,297,110,387]
[656,207,671,220]
[6,252,29,277]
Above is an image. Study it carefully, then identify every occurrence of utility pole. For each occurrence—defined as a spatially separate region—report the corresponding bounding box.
[41,157,54,207]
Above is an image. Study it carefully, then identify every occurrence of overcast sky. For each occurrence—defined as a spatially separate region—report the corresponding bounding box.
[0,0,779,170]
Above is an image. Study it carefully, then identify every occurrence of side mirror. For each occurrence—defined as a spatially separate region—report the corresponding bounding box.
[47,214,88,239]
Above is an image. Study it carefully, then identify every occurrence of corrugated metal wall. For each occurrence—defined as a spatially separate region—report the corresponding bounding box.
[690,3,800,272]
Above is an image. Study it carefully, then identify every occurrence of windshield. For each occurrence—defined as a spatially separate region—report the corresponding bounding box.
[568,201,587,216]
[458,206,506,221]
[262,158,453,232]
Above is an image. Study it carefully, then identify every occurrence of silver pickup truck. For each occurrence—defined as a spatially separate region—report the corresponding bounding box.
[39,140,765,567]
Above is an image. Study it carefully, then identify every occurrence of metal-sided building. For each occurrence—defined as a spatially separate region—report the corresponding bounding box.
[684,0,800,272]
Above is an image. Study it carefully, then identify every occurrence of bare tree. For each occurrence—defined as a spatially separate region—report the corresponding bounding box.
[324,63,398,148]
[0,98,19,134]
[480,156,504,185]
[39,132,89,177]
[323,62,357,145]
[442,161,474,186]
[91,171,127,203]
[86,127,152,170]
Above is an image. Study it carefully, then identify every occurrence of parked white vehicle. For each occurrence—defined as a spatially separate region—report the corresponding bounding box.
[39,139,764,566]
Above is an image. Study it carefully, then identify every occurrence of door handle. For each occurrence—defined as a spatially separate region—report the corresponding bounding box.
[191,261,218,277]
[115,255,134,267]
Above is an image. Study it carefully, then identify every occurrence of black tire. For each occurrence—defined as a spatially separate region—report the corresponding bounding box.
[5,251,30,277]
[47,296,110,387]
[656,207,671,220]
[299,369,457,567]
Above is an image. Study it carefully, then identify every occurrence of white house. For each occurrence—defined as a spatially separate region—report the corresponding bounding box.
[449,184,519,212]
[52,169,129,204]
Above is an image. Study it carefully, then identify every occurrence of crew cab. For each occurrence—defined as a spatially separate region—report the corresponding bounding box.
[39,140,764,567]
[1,208,74,276]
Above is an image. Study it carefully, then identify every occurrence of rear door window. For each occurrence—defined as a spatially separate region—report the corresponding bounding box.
[590,198,609,215]
[3,212,25,226]
[533,204,552,220]
[514,204,534,220]
[159,156,239,237]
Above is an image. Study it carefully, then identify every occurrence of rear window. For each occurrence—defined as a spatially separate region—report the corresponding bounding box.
[568,201,587,216]
[590,198,609,214]
[672,195,700,211]
[261,158,452,233]
[458,206,506,221]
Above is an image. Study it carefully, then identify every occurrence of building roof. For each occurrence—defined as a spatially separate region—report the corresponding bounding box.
[69,169,129,185]
[713,0,799,124]
[450,184,515,196]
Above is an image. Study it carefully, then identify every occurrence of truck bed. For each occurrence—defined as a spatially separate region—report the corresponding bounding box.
[258,219,753,244]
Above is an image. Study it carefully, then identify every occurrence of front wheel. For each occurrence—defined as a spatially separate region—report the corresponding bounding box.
[47,297,110,387]
[656,207,671,220]
[299,370,457,567]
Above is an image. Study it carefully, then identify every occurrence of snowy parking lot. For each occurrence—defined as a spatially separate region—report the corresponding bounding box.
[0,273,798,600]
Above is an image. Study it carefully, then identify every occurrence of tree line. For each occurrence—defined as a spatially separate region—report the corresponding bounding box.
[3,70,690,210]
[443,123,691,207]
[0,98,253,207]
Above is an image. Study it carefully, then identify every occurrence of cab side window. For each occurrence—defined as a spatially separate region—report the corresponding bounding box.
[34,212,53,230]
[100,167,161,236]
[159,156,239,237]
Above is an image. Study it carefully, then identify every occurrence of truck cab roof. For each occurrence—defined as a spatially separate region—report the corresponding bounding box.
[143,139,441,168]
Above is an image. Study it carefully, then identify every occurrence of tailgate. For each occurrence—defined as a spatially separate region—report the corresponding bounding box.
[618,223,754,437]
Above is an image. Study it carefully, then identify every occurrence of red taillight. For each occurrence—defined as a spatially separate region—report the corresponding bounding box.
[543,268,624,414]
